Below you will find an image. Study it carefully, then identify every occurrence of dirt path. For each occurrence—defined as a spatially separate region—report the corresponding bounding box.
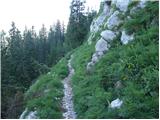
[62,56,76,119]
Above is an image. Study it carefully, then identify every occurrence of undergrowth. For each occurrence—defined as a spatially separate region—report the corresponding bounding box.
[71,1,159,119]
[24,57,68,118]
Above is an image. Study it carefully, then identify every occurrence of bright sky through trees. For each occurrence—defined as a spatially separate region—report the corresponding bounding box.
[0,0,100,32]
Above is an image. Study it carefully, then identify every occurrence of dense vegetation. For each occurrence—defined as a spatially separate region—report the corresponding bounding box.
[1,0,95,118]
[71,1,159,119]
[1,21,65,118]
[65,0,96,50]
[1,0,159,119]
[24,57,69,118]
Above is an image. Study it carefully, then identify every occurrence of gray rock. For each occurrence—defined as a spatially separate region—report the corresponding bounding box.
[44,89,50,93]
[92,55,99,63]
[25,111,38,119]
[88,32,95,45]
[103,1,112,16]
[115,81,123,89]
[130,6,138,14]
[96,51,104,58]
[121,31,134,44]
[116,0,131,12]
[19,108,28,119]
[86,62,94,72]
[90,2,111,33]
[130,0,147,14]
[110,98,123,109]
[111,0,117,5]
[100,30,116,42]
[92,53,97,58]
[95,38,109,52]
[107,11,122,30]
[139,0,147,8]
[90,14,106,33]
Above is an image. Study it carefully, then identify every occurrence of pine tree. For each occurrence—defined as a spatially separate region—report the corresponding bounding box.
[38,24,48,64]
[65,0,89,51]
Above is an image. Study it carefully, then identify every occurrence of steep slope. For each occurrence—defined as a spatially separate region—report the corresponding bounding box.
[62,55,76,119]
[20,56,69,118]
[70,0,159,119]
[20,0,158,119]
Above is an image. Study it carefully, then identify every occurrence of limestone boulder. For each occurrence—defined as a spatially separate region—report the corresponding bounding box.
[107,11,122,30]
[20,108,38,119]
[121,31,134,45]
[115,81,123,89]
[116,0,131,12]
[110,98,123,109]
[95,38,109,52]
[90,2,111,33]
[130,0,147,14]
[96,51,104,58]
[90,14,106,33]
[86,62,94,72]
[92,55,99,63]
[139,0,147,8]
[100,30,116,42]
[103,1,111,16]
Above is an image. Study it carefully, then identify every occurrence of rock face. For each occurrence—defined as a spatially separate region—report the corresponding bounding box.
[103,1,111,16]
[107,11,122,30]
[115,81,123,89]
[95,38,109,52]
[19,108,38,119]
[92,54,99,63]
[90,2,111,33]
[25,111,38,119]
[110,98,123,109]
[86,62,94,72]
[90,14,106,33]
[130,0,147,14]
[115,0,131,12]
[121,31,134,45]
[139,0,147,8]
[101,30,116,42]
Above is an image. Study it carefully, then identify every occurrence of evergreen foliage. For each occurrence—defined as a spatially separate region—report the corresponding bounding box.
[70,1,159,118]
[1,0,158,119]
[65,0,96,51]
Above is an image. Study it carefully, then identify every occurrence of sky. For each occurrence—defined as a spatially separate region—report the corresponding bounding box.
[0,0,100,32]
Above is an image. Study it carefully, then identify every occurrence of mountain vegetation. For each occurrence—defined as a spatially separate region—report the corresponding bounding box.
[1,0,159,119]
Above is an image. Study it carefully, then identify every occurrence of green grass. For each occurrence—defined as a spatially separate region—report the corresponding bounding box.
[22,1,159,119]
[24,57,68,118]
[70,1,159,119]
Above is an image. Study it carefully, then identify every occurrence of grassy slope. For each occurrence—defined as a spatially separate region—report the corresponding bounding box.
[23,56,69,118]
[71,1,159,119]
[23,1,158,119]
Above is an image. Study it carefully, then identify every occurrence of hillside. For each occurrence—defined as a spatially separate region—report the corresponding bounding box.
[20,0,159,119]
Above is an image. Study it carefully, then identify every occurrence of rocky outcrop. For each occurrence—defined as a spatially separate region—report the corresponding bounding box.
[19,108,38,119]
[90,2,111,33]
[113,0,131,12]
[87,29,117,72]
[87,0,149,110]
[130,0,147,14]
[110,98,123,109]
[95,38,109,52]
[89,1,114,44]
[115,81,123,89]
[100,30,116,42]
[121,30,134,45]
[107,11,122,30]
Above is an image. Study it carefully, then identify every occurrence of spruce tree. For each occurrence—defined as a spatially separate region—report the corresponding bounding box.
[65,0,87,51]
